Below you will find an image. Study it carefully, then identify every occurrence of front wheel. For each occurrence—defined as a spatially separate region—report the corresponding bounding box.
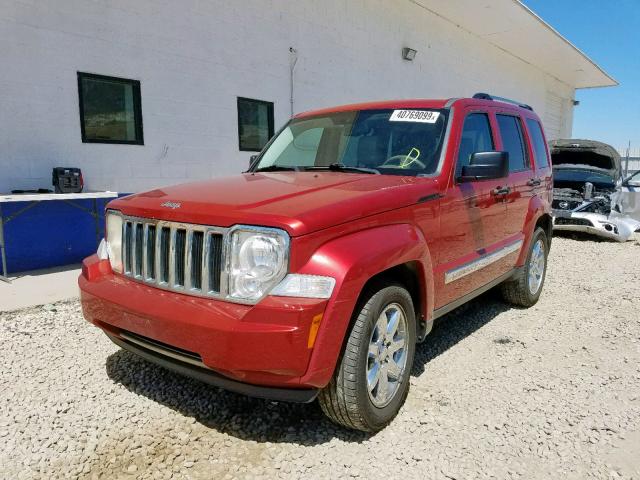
[500,227,549,307]
[318,283,416,432]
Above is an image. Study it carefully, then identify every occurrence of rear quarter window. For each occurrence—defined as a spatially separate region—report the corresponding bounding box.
[525,119,550,169]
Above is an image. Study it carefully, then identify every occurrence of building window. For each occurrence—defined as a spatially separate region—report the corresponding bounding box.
[237,97,274,152]
[78,72,143,145]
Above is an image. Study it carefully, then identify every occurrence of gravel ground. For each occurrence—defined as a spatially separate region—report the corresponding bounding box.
[2,234,640,480]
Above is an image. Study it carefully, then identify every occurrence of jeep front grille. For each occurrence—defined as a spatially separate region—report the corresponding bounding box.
[121,216,226,298]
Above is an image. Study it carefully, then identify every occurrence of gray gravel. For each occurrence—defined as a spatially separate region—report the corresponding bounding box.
[2,234,640,479]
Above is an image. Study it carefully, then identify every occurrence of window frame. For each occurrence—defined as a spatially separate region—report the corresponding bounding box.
[237,96,275,152]
[495,113,530,172]
[77,72,144,145]
[454,110,496,183]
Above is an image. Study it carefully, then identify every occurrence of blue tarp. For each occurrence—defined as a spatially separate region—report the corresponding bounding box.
[2,196,124,273]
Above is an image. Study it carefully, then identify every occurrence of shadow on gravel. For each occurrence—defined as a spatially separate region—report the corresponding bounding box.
[412,289,510,377]
[106,350,370,445]
[105,289,510,444]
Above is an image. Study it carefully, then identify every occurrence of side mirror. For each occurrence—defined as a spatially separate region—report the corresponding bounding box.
[458,151,509,182]
[249,154,260,169]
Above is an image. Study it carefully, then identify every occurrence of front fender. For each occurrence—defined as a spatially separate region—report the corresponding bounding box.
[296,223,433,388]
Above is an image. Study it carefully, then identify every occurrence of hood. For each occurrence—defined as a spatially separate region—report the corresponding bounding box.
[108,172,439,236]
[550,139,621,179]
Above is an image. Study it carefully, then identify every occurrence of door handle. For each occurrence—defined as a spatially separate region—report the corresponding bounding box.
[492,186,510,196]
[527,178,542,187]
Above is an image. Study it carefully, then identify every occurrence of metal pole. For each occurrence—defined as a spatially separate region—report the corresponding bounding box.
[289,47,298,117]
[93,198,100,248]
[0,203,9,283]
[624,140,631,177]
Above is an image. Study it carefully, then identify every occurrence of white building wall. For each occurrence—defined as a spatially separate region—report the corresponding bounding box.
[0,0,576,193]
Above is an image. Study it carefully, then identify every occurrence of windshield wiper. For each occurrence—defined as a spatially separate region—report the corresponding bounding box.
[254,165,300,172]
[304,163,380,174]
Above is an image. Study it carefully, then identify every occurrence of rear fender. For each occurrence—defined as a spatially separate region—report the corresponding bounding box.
[517,195,550,265]
[296,223,433,388]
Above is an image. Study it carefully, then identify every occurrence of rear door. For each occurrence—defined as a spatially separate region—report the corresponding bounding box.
[524,117,554,204]
[496,113,535,244]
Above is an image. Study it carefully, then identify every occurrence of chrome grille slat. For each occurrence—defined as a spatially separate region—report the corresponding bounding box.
[120,215,226,299]
[191,231,204,290]
[168,227,177,288]
[184,230,193,291]
[135,223,144,278]
[160,226,170,284]
[123,221,133,274]
[209,233,223,293]
[146,225,156,281]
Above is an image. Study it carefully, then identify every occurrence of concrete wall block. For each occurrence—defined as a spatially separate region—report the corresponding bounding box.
[1,0,576,194]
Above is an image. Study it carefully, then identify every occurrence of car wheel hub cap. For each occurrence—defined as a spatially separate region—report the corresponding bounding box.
[366,303,408,408]
[528,239,545,295]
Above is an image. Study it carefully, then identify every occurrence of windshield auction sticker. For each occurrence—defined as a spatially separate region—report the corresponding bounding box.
[389,110,440,123]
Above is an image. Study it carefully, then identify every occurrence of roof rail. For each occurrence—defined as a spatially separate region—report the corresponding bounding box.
[472,92,533,111]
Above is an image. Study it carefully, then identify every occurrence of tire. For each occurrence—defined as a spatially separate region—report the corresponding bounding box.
[318,283,416,432]
[500,227,549,307]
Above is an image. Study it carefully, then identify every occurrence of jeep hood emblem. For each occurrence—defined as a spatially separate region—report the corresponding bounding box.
[160,201,181,209]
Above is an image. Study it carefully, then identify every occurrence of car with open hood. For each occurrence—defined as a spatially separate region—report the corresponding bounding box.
[551,139,640,241]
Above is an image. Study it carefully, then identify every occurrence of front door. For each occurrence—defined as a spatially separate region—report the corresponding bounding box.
[436,109,509,308]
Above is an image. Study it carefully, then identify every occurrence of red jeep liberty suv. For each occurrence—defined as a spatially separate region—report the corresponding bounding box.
[80,93,553,432]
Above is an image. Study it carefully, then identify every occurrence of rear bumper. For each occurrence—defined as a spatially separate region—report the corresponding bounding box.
[79,255,328,393]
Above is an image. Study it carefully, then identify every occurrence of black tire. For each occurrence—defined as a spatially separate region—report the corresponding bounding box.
[500,227,549,307]
[318,283,416,432]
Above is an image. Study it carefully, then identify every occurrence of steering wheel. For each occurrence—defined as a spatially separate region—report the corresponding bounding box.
[381,155,426,170]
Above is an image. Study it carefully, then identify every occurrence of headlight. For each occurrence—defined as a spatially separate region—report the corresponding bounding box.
[227,226,289,302]
[105,211,123,273]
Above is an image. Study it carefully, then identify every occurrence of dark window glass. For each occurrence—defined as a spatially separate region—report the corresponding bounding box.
[497,114,527,171]
[77,72,143,144]
[456,113,494,177]
[238,97,274,151]
[525,118,549,169]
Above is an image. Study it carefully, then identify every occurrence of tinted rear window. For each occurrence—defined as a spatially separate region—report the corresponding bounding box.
[497,114,527,171]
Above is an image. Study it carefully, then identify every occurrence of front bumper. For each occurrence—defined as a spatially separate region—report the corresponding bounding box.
[552,210,639,242]
[79,255,328,397]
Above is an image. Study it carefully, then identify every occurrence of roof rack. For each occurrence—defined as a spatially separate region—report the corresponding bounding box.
[472,92,533,111]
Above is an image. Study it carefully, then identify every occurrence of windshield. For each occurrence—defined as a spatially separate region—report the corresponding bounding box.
[251,108,449,176]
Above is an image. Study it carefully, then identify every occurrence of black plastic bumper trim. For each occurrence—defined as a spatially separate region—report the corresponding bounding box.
[107,333,319,404]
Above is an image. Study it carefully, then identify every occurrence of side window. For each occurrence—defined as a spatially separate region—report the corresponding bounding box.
[525,118,550,169]
[496,114,527,171]
[456,113,494,177]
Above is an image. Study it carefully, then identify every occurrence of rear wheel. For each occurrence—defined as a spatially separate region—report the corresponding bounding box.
[500,227,549,307]
[318,283,416,432]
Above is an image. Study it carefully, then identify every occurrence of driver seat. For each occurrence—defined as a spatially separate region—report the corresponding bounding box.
[357,136,386,168]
